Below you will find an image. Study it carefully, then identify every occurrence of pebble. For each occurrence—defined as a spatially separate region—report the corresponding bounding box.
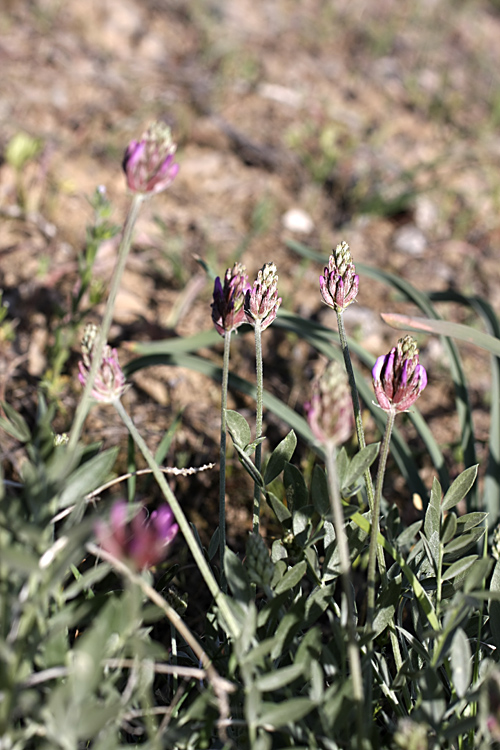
[282,208,314,234]
[393,224,427,257]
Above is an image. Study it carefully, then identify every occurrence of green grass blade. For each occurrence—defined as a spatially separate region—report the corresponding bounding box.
[381,312,500,357]
[429,291,500,523]
[357,263,476,485]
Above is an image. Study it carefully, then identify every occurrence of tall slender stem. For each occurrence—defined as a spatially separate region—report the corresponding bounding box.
[337,311,389,584]
[113,399,240,640]
[337,314,406,696]
[366,408,396,631]
[325,442,366,745]
[219,331,232,591]
[68,194,145,452]
[253,320,263,534]
[336,311,375,511]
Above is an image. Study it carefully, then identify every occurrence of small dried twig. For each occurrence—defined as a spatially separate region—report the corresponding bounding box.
[21,660,207,690]
[49,463,215,524]
[87,542,235,740]
[104,658,206,681]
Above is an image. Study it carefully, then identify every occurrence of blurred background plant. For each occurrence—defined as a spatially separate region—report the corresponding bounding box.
[40,187,118,403]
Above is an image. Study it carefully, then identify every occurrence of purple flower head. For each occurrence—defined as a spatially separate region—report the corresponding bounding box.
[211,262,250,337]
[95,501,179,570]
[372,335,427,414]
[305,361,354,447]
[319,241,359,313]
[78,324,128,404]
[122,122,179,196]
[244,262,282,331]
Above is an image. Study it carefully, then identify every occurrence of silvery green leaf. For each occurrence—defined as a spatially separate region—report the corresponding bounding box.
[310,464,330,517]
[264,429,297,485]
[441,554,477,582]
[442,465,478,512]
[424,476,441,540]
[284,462,308,512]
[343,443,379,488]
[489,559,500,650]
[450,628,471,698]
[274,560,307,595]
[226,409,251,448]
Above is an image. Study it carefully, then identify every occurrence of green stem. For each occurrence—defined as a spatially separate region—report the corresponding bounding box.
[112,399,240,639]
[366,407,396,631]
[325,442,365,744]
[253,320,263,534]
[337,311,389,618]
[219,331,232,592]
[68,194,145,452]
[338,310,407,701]
[336,310,375,512]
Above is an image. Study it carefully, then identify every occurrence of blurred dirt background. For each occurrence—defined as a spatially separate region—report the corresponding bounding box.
[2,0,500,548]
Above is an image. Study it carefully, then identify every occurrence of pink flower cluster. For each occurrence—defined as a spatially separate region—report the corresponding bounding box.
[78,324,128,404]
[95,501,178,570]
[244,262,282,331]
[372,335,427,413]
[305,361,354,447]
[123,122,179,196]
[320,241,359,313]
[211,263,250,336]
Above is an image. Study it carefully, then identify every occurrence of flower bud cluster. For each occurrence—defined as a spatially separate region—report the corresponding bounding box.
[305,361,354,447]
[372,335,427,413]
[211,262,250,337]
[78,324,129,404]
[320,241,359,313]
[246,532,275,587]
[122,121,179,196]
[244,262,282,331]
[95,501,178,570]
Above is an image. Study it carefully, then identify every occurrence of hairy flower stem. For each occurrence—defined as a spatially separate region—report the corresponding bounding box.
[366,408,395,631]
[338,318,406,693]
[219,331,232,592]
[325,442,366,745]
[253,320,263,534]
[113,399,240,640]
[337,312,389,585]
[336,311,375,509]
[68,194,145,452]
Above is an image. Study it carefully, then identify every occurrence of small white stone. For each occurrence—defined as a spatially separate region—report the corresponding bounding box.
[415,195,439,232]
[393,224,427,257]
[258,83,303,108]
[282,208,314,234]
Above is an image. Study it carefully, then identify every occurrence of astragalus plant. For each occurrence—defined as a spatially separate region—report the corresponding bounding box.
[2,127,500,750]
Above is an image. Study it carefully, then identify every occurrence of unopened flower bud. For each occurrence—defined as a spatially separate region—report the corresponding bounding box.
[246,532,275,587]
[211,262,250,336]
[372,335,427,414]
[95,501,178,570]
[244,262,282,331]
[319,241,359,313]
[122,122,179,196]
[305,361,353,447]
[78,323,129,404]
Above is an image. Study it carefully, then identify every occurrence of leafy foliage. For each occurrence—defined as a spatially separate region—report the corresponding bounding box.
[3,175,500,749]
